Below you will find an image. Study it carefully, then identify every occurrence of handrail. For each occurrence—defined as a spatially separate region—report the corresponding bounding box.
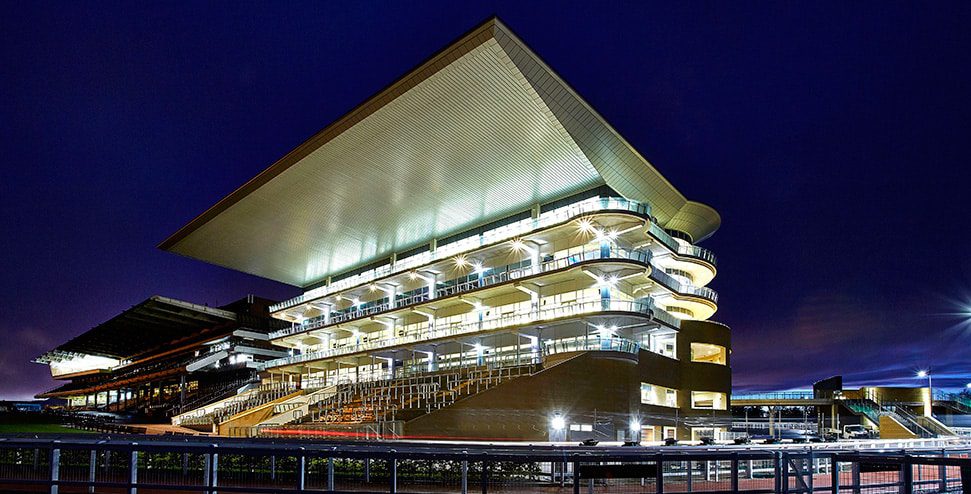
[542,335,640,356]
[265,297,663,369]
[270,244,712,341]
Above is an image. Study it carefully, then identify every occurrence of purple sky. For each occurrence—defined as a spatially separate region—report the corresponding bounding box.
[2,2,970,400]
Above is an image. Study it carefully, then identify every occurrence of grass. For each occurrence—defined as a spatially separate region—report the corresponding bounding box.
[0,423,95,434]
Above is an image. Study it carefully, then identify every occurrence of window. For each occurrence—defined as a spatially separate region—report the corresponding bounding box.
[569,423,593,432]
[641,332,677,359]
[690,343,727,365]
[641,383,678,408]
[691,391,727,410]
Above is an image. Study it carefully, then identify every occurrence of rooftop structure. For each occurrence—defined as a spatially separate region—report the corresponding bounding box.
[163,17,731,441]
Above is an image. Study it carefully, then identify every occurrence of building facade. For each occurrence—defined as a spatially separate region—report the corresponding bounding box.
[162,18,731,441]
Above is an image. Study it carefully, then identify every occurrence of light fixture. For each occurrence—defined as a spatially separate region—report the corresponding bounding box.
[454,255,469,267]
[510,239,525,251]
[917,370,928,378]
[472,262,485,275]
[629,419,641,432]
[551,415,566,431]
[577,219,595,233]
[368,284,377,292]
[966,383,971,389]
[408,272,418,281]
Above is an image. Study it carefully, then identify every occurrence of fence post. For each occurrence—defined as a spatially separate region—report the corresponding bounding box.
[851,460,861,494]
[731,454,739,492]
[211,450,219,494]
[129,448,138,494]
[573,457,581,494]
[774,451,782,494]
[88,449,97,494]
[481,459,489,494]
[389,456,397,494]
[830,454,839,494]
[328,456,335,491]
[686,460,693,492]
[782,451,790,494]
[297,449,306,492]
[938,449,946,492]
[806,451,814,494]
[49,447,60,494]
[900,455,912,494]
[365,457,371,483]
[461,459,468,494]
[203,451,211,490]
[656,454,663,494]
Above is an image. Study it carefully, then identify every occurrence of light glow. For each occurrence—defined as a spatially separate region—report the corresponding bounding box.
[550,415,566,431]
[917,370,928,378]
[629,419,641,432]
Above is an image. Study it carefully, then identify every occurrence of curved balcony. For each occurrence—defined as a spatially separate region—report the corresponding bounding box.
[270,246,656,340]
[270,196,652,313]
[648,267,719,305]
[542,335,640,360]
[264,297,664,369]
[646,222,717,267]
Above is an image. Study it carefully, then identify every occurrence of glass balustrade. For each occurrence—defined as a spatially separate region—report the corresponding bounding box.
[264,297,663,369]
[270,244,713,340]
[542,335,640,356]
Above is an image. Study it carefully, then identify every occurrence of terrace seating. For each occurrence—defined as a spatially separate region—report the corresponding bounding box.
[300,364,536,427]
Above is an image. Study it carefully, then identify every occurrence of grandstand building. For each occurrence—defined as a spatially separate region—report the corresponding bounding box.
[35,296,290,421]
[160,18,732,441]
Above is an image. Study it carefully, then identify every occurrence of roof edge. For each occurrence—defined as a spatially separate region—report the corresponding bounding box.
[158,16,505,251]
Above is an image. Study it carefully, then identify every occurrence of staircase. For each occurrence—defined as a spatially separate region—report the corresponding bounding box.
[272,364,537,431]
[843,398,956,438]
[174,382,298,431]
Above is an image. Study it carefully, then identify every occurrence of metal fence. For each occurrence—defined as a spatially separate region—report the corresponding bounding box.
[0,435,968,493]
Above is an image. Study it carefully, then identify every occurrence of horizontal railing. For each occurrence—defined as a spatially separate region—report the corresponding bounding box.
[265,297,663,369]
[649,266,719,304]
[542,335,640,356]
[271,246,660,340]
[271,196,652,313]
[1,435,969,494]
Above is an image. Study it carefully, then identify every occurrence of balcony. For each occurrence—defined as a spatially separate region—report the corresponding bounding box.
[646,222,717,267]
[542,335,641,359]
[264,297,664,369]
[270,196,652,313]
[270,246,656,340]
[648,267,719,305]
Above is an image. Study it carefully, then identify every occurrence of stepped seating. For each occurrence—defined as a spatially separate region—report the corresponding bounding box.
[300,364,536,427]
[179,383,297,428]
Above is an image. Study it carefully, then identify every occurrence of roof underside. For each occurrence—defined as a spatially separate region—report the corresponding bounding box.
[39,296,236,360]
[160,18,720,288]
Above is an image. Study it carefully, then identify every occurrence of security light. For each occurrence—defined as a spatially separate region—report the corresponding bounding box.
[551,415,566,431]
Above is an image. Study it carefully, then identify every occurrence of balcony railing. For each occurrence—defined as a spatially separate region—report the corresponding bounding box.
[648,266,719,304]
[542,335,640,357]
[264,297,663,369]
[270,246,656,339]
[646,222,717,267]
[270,196,652,313]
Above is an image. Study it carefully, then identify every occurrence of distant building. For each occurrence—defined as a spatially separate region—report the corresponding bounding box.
[34,296,289,421]
[159,17,731,440]
[732,375,969,439]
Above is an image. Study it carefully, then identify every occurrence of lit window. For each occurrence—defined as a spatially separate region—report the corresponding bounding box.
[691,391,727,410]
[641,383,678,408]
[690,343,727,365]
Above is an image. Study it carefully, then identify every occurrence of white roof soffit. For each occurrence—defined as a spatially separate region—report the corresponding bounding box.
[159,18,720,288]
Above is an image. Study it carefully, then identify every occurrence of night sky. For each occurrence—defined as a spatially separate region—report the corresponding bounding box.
[2,2,970,401]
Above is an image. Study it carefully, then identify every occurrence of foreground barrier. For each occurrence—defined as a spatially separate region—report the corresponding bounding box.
[0,435,968,493]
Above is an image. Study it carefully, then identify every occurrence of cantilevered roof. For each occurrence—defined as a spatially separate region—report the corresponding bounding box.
[160,17,720,288]
[36,296,236,361]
